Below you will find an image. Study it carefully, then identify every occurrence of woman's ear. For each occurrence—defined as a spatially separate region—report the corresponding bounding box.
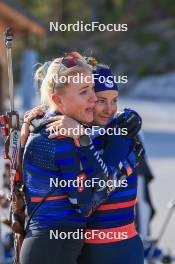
[51,94,62,107]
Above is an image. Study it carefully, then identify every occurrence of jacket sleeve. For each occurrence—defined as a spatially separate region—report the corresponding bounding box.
[77,135,139,194]
[54,138,110,217]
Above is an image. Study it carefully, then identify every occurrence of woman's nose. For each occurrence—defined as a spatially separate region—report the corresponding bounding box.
[89,90,97,103]
[105,103,113,114]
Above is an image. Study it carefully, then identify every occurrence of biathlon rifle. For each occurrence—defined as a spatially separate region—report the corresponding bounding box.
[0,27,25,264]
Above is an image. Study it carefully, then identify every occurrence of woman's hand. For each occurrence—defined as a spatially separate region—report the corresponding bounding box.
[46,116,85,139]
[21,106,45,146]
[24,105,44,124]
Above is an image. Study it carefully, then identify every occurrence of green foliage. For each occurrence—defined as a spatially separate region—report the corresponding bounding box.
[137,65,152,77]
[131,29,162,45]
[159,0,175,14]
[159,40,170,54]
[99,0,125,23]
[16,0,49,21]
[14,0,175,28]
[15,0,175,23]
[12,0,175,76]
[62,0,91,23]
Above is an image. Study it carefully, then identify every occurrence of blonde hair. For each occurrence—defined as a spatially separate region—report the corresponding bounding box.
[35,52,92,110]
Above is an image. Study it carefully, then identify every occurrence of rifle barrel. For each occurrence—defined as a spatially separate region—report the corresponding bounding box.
[4,27,14,112]
[7,48,14,112]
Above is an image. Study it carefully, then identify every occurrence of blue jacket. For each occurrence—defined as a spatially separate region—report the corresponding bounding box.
[85,134,137,230]
[23,121,112,232]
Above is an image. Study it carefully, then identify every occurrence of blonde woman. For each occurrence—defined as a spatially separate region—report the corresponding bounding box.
[20,53,117,264]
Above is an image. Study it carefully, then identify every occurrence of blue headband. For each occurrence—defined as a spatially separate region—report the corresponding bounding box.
[93,65,118,92]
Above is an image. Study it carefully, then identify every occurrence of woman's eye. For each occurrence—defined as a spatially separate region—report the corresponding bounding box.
[80,90,88,95]
[112,99,118,104]
[97,100,105,104]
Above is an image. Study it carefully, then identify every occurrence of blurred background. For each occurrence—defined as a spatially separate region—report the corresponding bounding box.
[0,0,175,263]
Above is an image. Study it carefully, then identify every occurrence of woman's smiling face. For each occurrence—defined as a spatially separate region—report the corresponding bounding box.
[93,90,119,126]
[52,71,97,124]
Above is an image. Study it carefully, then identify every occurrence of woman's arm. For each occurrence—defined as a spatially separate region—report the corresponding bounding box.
[54,137,112,217]
[54,135,144,218]
[45,115,144,183]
